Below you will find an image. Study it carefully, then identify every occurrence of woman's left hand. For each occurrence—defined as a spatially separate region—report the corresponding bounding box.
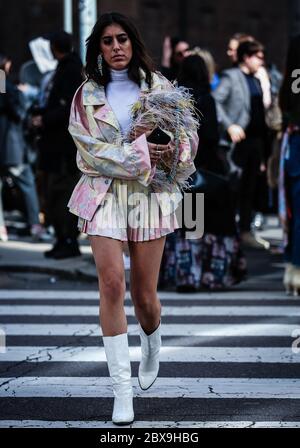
[160,140,175,165]
[148,141,174,166]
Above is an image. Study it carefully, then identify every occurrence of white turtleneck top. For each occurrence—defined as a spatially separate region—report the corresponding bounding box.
[106,68,140,135]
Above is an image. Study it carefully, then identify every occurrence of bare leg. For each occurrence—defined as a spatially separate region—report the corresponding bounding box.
[128,236,166,334]
[89,236,127,336]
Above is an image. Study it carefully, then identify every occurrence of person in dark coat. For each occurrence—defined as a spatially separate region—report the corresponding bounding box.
[180,54,237,237]
[0,53,43,241]
[213,40,268,248]
[31,31,83,259]
[159,54,247,291]
[279,35,300,295]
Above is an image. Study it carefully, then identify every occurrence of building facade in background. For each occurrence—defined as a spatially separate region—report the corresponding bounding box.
[0,0,300,76]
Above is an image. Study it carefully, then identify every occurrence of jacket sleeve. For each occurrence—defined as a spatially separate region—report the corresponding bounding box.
[173,123,198,185]
[73,130,156,187]
[69,88,155,187]
[213,73,234,131]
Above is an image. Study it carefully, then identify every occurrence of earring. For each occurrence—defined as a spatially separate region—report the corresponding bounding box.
[97,54,103,76]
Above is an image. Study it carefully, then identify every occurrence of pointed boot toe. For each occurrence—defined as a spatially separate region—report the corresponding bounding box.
[112,394,134,425]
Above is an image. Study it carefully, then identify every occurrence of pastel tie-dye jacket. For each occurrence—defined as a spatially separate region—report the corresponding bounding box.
[67,70,199,221]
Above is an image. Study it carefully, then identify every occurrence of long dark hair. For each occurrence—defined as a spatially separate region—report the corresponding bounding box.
[177,54,211,94]
[85,12,155,88]
[237,40,264,64]
[279,35,300,119]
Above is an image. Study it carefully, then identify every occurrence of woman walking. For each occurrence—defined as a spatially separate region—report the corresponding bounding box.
[279,35,300,296]
[67,13,199,425]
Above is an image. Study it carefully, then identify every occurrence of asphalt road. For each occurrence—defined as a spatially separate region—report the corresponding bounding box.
[0,246,299,428]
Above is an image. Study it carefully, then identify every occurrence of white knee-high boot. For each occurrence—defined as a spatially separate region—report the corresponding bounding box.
[283,263,294,295]
[138,319,161,390]
[292,267,300,297]
[102,332,134,425]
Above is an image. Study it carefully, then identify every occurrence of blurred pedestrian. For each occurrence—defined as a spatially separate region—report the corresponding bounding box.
[160,36,190,81]
[67,12,198,425]
[160,53,247,291]
[0,53,44,241]
[227,33,254,66]
[254,61,283,230]
[213,40,268,248]
[24,37,58,231]
[279,35,300,295]
[226,33,277,231]
[31,31,83,259]
[190,47,220,91]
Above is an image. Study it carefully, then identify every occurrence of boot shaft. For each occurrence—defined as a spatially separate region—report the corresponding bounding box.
[102,332,133,397]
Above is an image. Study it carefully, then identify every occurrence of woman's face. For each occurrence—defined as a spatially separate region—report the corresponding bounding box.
[173,42,190,65]
[4,60,12,74]
[100,23,133,70]
[227,39,239,63]
[244,51,264,74]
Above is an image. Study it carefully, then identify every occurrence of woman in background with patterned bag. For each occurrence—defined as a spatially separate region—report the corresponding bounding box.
[159,52,247,292]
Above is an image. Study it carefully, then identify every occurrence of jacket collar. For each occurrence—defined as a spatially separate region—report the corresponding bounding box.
[82,79,106,106]
[82,68,154,106]
[82,68,155,131]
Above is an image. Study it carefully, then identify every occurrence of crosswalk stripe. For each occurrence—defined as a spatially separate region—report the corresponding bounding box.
[0,305,299,316]
[0,287,297,426]
[0,323,297,336]
[0,420,299,428]
[0,290,289,300]
[0,377,299,399]
[2,300,296,308]
[1,346,299,363]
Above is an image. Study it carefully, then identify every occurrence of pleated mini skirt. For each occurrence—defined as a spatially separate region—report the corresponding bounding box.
[77,178,180,242]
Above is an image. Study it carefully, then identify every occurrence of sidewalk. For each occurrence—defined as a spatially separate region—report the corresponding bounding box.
[0,235,100,282]
[0,215,283,285]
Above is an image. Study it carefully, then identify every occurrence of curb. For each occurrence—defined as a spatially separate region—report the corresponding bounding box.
[0,265,98,283]
[0,265,130,284]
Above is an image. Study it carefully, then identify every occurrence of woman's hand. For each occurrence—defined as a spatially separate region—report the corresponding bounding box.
[148,141,174,166]
[227,124,246,143]
[260,162,266,172]
[31,115,43,128]
[160,139,176,166]
[130,126,174,166]
[161,36,172,68]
